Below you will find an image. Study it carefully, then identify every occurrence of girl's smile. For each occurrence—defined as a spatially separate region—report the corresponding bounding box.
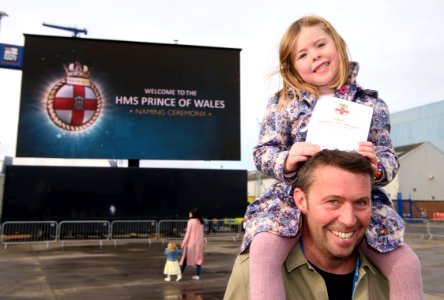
[292,26,340,95]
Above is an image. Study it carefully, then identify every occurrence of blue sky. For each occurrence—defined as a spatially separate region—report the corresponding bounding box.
[1,0,443,171]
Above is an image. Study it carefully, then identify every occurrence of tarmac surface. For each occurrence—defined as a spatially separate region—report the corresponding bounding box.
[0,236,443,299]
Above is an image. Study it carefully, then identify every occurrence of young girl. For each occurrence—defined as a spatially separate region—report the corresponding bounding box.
[244,16,423,300]
[163,242,183,282]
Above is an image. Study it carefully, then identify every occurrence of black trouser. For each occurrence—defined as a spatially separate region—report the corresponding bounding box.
[180,257,201,275]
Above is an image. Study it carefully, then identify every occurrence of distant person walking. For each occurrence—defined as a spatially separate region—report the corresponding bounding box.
[180,208,205,280]
[163,242,183,282]
[206,217,217,235]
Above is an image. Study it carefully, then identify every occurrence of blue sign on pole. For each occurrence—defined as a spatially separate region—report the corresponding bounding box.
[0,43,23,70]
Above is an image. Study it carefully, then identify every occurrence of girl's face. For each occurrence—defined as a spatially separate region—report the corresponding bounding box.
[292,26,340,95]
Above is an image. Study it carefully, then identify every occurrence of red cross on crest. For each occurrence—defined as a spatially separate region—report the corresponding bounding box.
[335,103,350,116]
[46,62,103,131]
[53,85,98,126]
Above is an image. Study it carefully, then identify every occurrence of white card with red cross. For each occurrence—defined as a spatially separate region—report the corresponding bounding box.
[306,96,373,151]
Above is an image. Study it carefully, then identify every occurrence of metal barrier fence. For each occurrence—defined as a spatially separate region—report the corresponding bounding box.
[157,219,243,243]
[0,219,243,248]
[0,221,58,249]
[59,220,111,249]
[404,218,444,240]
[111,220,157,246]
[158,220,188,243]
[203,219,242,242]
[404,218,432,239]
[427,220,444,239]
[1,218,442,249]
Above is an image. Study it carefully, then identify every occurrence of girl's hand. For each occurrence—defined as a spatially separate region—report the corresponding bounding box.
[284,142,320,174]
[357,141,378,174]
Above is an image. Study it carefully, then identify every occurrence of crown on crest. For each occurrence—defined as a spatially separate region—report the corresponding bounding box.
[64,62,90,79]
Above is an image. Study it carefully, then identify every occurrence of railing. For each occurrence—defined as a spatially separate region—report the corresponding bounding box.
[404,218,432,239]
[111,220,157,246]
[158,220,188,243]
[404,218,444,240]
[2,217,443,249]
[0,219,243,249]
[427,220,444,239]
[0,221,58,249]
[157,219,243,243]
[59,220,111,249]
[204,218,243,242]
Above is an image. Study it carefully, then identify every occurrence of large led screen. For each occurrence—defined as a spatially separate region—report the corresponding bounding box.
[16,35,241,160]
[1,165,247,221]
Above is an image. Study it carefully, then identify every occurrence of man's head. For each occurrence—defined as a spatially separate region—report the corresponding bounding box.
[293,149,373,272]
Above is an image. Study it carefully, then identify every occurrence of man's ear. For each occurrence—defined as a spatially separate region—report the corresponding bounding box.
[294,188,308,214]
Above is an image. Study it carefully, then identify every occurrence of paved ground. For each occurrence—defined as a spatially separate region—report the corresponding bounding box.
[0,236,442,299]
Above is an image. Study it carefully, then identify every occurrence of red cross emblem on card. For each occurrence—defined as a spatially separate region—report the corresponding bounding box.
[335,103,350,116]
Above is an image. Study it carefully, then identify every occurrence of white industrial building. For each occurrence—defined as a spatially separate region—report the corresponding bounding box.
[389,100,444,203]
[385,142,444,201]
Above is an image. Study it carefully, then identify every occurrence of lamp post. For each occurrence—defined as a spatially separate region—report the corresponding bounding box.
[0,11,9,39]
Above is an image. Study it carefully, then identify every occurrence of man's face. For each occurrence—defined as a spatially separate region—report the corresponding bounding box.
[294,165,371,265]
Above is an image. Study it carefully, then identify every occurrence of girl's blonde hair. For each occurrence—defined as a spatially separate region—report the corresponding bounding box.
[278,15,351,108]
[167,242,177,251]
